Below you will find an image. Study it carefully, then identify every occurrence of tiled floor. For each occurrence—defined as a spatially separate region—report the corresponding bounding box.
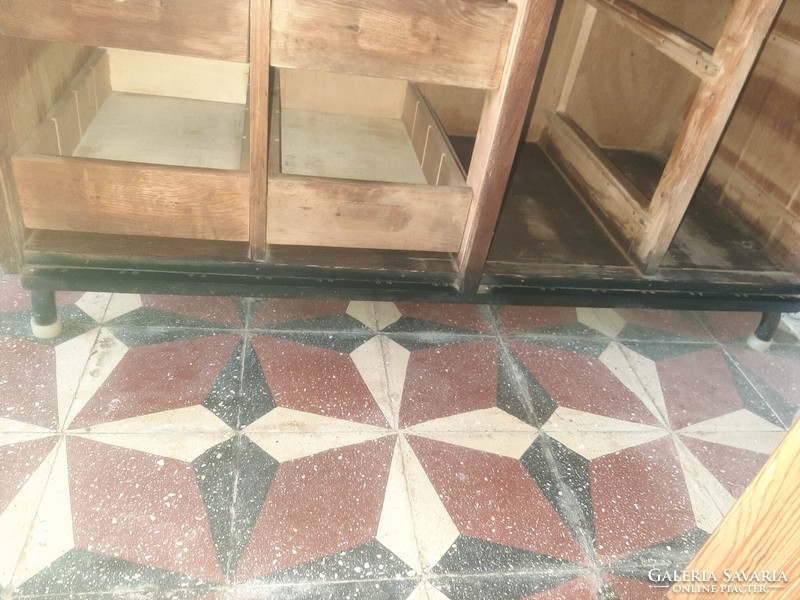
[0,273,798,599]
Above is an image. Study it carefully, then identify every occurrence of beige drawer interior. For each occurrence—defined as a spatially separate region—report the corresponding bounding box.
[267,69,473,253]
[12,49,250,242]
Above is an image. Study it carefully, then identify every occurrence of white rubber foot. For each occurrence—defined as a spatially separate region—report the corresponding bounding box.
[746,333,772,352]
[30,315,62,340]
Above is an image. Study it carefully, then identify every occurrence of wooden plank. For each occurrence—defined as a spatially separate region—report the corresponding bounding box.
[270,0,517,89]
[0,38,92,272]
[668,421,800,600]
[280,69,406,119]
[556,2,598,111]
[12,155,249,241]
[24,230,250,264]
[91,51,112,110]
[268,72,282,175]
[0,0,250,62]
[635,0,785,273]
[267,175,472,252]
[106,49,249,105]
[408,86,467,187]
[585,0,720,79]
[542,112,648,253]
[49,88,82,156]
[249,0,271,259]
[457,0,560,291]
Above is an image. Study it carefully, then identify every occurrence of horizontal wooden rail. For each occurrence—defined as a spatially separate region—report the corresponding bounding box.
[584,0,720,79]
[270,0,516,89]
[542,111,648,263]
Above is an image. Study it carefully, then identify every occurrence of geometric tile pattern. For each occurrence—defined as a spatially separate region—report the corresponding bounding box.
[0,275,797,599]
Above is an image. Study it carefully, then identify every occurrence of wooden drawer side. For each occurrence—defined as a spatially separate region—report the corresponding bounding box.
[0,0,250,62]
[270,0,517,89]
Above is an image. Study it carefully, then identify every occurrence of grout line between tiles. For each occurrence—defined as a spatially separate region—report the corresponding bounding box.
[719,346,791,428]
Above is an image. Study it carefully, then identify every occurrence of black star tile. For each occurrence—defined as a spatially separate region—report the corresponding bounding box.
[109,326,232,347]
[263,330,375,354]
[517,336,613,359]
[381,316,485,336]
[256,313,372,335]
[433,535,576,576]
[0,305,98,344]
[621,341,715,362]
[510,322,606,340]
[496,349,539,425]
[260,540,417,595]
[503,347,558,426]
[604,529,708,584]
[430,569,586,600]
[723,354,785,427]
[106,307,239,331]
[15,548,207,596]
[202,340,275,429]
[521,436,595,550]
[191,437,282,581]
[616,323,702,344]
[238,341,277,428]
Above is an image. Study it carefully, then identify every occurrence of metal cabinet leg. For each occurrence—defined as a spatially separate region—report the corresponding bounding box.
[746,311,781,352]
[30,289,62,339]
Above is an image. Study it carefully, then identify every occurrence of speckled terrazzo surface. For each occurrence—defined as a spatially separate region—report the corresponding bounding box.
[0,273,798,599]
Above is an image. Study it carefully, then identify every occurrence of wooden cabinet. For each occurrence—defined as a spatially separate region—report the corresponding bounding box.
[0,0,798,319]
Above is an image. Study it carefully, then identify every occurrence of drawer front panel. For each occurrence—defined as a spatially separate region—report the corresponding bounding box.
[13,156,250,242]
[0,0,249,62]
[271,0,517,89]
[267,177,472,252]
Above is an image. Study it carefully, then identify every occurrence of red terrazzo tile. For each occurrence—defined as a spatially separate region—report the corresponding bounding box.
[657,347,744,429]
[0,336,59,430]
[67,437,224,582]
[250,298,352,328]
[498,306,580,334]
[250,336,388,427]
[409,435,586,564]
[234,436,395,581]
[509,341,661,426]
[399,340,499,428]
[70,334,240,428]
[141,295,244,326]
[393,302,494,333]
[590,438,695,561]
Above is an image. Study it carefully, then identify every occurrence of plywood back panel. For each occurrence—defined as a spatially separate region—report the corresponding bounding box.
[279,69,407,118]
[106,49,249,104]
[525,0,729,146]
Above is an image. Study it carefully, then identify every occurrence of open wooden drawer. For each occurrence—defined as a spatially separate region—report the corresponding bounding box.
[12,48,250,242]
[267,69,473,252]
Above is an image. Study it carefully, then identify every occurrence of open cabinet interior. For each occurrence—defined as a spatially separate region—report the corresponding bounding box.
[0,0,798,309]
